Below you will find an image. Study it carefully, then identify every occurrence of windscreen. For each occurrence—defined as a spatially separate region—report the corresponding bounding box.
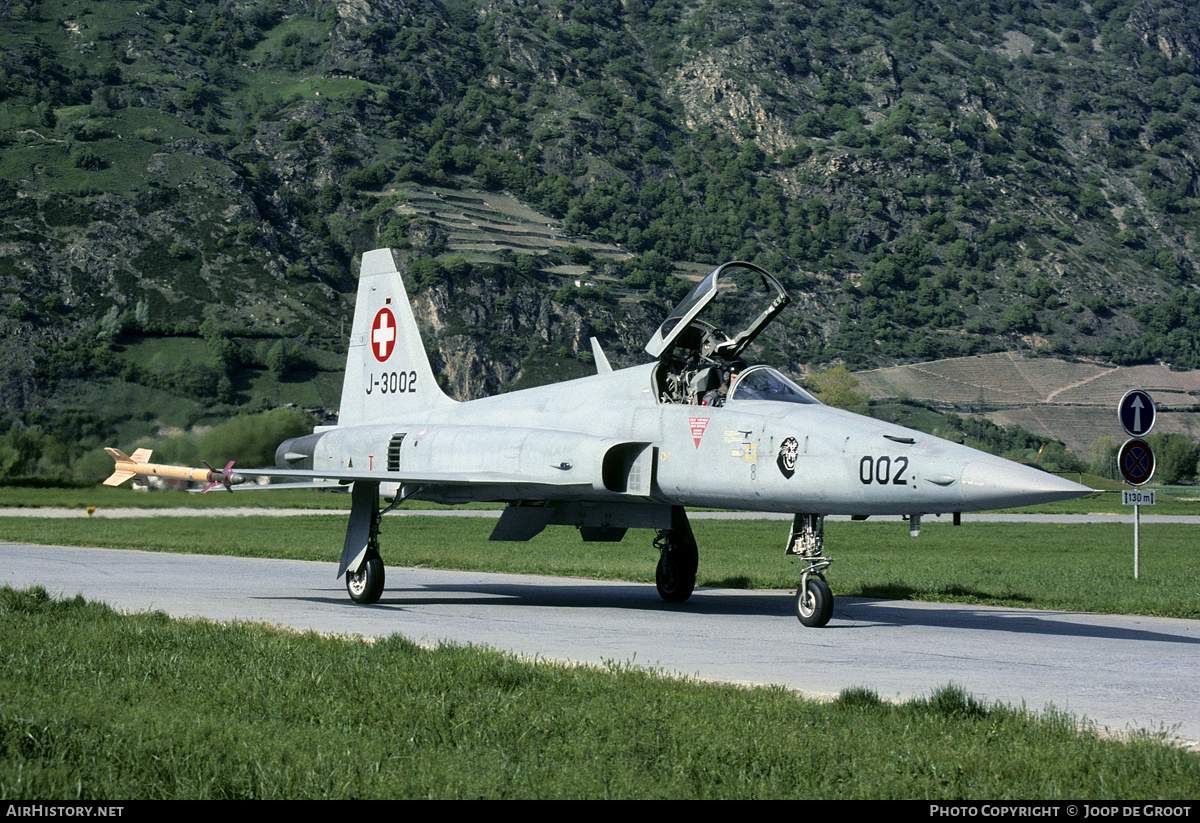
[727,366,822,405]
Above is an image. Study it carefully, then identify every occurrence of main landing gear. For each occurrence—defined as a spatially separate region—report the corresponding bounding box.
[343,482,386,605]
[340,480,407,606]
[347,554,385,604]
[654,506,699,603]
[787,513,834,627]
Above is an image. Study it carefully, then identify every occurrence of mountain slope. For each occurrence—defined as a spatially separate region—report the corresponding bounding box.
[2,0,1200,476]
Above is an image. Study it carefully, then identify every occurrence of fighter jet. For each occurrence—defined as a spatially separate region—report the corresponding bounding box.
[107,248,1091,626]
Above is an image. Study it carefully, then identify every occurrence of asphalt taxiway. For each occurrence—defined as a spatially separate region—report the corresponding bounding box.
[4,540,1197,749]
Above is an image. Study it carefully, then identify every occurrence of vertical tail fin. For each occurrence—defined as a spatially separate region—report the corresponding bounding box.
[337,248,454,427]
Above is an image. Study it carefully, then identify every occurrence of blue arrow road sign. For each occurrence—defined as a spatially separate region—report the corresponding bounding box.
[1118,389,1156,437]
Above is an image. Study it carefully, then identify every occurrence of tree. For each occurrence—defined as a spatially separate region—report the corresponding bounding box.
[71,147,105,170]
[265,339,309,381]
[96,306,121,342]
[1147,433,1199,485]
[1089,435,1120,478]
[806,367,866,410]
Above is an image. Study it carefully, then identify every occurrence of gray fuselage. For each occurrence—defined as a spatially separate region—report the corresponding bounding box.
[293,361,1086,517]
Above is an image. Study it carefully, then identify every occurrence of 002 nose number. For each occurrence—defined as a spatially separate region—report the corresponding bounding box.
[859,455,909,485]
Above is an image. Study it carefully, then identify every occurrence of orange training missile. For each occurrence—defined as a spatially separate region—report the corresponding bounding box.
[103,447,246,492]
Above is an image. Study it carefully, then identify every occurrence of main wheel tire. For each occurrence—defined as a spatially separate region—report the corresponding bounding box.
[346,555,385,605]
[795,577,833,627]
[655,542,697,603]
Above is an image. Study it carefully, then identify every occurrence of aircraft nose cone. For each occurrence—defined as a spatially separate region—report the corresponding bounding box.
[959,457,1091,510]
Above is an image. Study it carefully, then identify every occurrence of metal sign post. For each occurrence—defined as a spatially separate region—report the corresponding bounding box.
[1117,391,1156,580]
[1122,489,1156,578]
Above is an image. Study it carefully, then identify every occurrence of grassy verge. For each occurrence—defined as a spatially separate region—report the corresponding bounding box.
[0,486,502,510]
[2,586,1196,799]
[0,485,355,510]
[2,515,1197,619]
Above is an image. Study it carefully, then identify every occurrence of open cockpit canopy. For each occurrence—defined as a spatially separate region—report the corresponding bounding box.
[648,262,803,405]
[645,261,789,361]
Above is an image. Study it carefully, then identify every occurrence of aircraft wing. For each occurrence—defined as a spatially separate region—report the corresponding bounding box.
[227,466,597,491]
[104,448,598,496]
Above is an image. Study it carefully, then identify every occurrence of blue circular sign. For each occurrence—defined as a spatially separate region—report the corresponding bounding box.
[1118,389,1156,437]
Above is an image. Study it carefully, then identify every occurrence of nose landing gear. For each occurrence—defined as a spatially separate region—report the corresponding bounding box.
[787,513,834,627]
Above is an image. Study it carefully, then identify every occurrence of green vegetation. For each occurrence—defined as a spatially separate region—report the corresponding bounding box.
[0,406,319,485]
[2,586,1197,799]
[804,366,868,410]
[5,0,1200,420]
[0,484,355,509]
[1084,432,1200,485]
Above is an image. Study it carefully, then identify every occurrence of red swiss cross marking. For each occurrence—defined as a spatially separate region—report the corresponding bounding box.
[371,308,396,362]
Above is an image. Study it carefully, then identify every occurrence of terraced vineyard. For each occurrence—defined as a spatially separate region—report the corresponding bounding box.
[396,183,625,265]
[856,352,1200,456]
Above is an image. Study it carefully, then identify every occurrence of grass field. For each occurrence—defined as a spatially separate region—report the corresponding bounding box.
[2,586,1198,800]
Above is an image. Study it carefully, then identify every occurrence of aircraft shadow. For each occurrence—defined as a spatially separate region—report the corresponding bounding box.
[840,597,1200,646]
[292,581,791,618]
[287,579,1199,646]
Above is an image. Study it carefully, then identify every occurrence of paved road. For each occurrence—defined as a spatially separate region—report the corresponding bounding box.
[4,541,1197,749]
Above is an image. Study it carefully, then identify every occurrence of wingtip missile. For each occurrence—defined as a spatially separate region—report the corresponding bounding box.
[104,447,246,491]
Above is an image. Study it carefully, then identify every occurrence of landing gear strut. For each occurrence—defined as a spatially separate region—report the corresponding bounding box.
[654,506,698,603]
[338,481,412,606]
[339,481,385,605]
[786,513,834,627]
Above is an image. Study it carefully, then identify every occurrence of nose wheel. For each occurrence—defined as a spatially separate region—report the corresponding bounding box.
[795,576,833,627]
[787,513,834,627]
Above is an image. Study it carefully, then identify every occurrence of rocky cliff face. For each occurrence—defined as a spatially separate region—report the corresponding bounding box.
[1127,0,1200,60]
[405,257,653,400]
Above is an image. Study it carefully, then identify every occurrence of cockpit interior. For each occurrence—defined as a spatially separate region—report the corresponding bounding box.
[647,262,820,407]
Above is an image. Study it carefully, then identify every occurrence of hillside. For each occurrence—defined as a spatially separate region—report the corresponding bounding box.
[855,352,1200,457]
[3,0,1200,478]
